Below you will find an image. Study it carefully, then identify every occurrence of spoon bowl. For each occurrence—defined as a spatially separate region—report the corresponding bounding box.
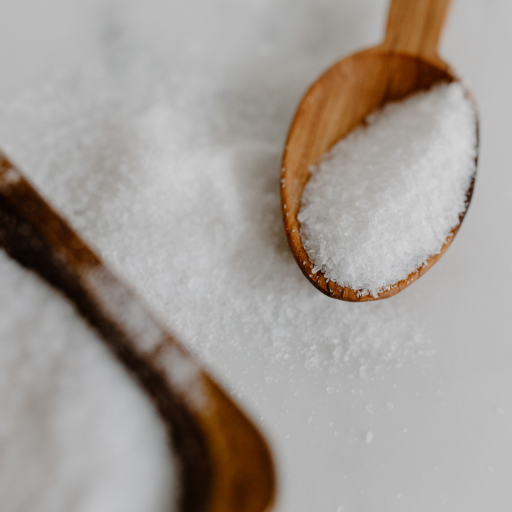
[281,0,479,302]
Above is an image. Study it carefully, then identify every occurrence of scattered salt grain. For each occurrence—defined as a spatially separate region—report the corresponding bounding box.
[366,432,373,444]
[298,82,477,296]
[0,56,429,376]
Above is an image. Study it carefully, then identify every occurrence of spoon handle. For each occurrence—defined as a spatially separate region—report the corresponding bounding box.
[382,0,452,64]
[0,152,275,512]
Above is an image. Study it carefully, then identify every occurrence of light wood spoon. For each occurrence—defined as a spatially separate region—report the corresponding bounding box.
[281,0,478,302]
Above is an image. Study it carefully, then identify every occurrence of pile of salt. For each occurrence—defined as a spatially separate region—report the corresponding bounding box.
[0,3,438,509]
[0,251,177,512]
[299,82,477,297]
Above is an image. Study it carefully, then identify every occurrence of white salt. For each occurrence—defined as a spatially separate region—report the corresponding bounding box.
[0,251,177,512]
[298,82,477,297]
[0,53,429,376]
[0,2,438,510]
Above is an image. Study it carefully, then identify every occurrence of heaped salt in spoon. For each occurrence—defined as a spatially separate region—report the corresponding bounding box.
[281,0,479,302]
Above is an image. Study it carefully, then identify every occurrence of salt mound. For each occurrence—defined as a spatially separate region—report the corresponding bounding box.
[299,82,477,297]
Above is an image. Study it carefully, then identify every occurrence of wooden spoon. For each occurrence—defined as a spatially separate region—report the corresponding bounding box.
[281,0,478,302]
[0,153,275,512]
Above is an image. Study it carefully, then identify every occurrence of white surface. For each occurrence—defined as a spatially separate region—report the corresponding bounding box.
[0,252,177,512]
[0,1,511,511]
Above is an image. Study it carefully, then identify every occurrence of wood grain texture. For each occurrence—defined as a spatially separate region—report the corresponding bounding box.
[0,154,276,512]
[281,0,479,302]
[383,0,452,65]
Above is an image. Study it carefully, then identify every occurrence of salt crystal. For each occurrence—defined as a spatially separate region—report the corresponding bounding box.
[299,82,477,296]
[366,432,373,444]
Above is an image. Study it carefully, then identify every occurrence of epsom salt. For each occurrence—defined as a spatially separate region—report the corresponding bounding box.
[0,251,177,512]
[299,82,477,297]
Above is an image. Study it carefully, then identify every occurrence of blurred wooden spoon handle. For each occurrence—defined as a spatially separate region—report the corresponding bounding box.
[0,152,275,512]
